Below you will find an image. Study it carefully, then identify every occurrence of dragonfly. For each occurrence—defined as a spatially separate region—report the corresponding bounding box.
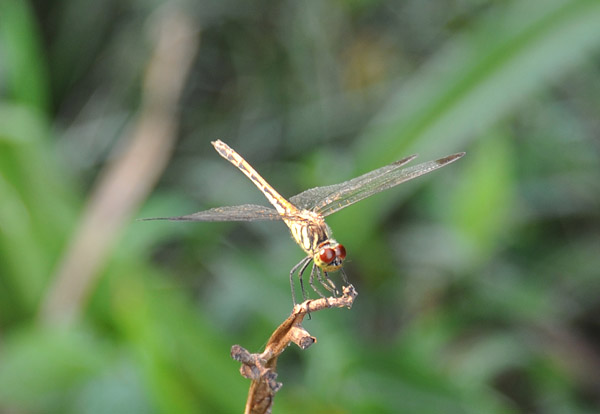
[146,140,465,304]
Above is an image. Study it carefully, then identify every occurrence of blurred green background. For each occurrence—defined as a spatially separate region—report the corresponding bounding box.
[1,0,600,413]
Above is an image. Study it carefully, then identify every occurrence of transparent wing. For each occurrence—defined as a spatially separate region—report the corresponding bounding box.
[141,204,284,222]
[289,154,417,210]
[290,152,465,217]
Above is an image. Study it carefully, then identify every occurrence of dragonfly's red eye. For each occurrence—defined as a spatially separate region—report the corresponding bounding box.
[319,247,335,264]
[335,244,346,260]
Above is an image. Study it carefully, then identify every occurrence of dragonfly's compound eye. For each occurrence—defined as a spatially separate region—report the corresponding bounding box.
[319,247,336,264]
[334,244,346,260]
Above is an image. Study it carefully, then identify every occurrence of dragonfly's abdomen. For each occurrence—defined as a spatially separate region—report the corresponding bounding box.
[213,140,296,215]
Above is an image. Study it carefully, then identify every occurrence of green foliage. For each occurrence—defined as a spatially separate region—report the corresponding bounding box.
[1,0,600,413]
[0,0,49,110]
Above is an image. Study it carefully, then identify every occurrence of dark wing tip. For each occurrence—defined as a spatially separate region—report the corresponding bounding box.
[393,154,419,166]
[137,217,180,222]
[436,152,466,166]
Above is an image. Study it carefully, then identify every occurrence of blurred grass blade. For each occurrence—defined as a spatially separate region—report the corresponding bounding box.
[357,0,600,163]
[0,104,75,314]
[446,129,516,266]
[342,0,600,240]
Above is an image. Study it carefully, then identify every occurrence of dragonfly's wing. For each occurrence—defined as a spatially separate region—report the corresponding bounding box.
[290,152,465,217]
[141,204,284,222]
[290,154,418,211]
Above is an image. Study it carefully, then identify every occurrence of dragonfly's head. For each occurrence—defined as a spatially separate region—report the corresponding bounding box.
[314,240,346,272]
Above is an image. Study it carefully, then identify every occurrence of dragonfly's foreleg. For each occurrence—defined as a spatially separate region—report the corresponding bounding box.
[290,256,312,305]
[317,270,337,297]
[330,267,350,296]
[340,267,349,286]
[309,265,327,299]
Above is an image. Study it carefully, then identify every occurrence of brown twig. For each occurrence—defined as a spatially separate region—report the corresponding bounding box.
[231,285,358,414]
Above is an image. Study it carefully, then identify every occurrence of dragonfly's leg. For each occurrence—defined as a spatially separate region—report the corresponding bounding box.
[310,266,326,299]
[317,270,337,297]
[340,267,349,285]
[336,267,349,294]
[325,271,337,291]
[299,263,310,303]
[290,256,311,306]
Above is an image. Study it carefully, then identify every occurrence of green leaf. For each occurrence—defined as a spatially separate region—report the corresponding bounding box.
[0,0,50,111]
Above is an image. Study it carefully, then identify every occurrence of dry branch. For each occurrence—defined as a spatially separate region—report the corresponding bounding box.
[231,284,358,414]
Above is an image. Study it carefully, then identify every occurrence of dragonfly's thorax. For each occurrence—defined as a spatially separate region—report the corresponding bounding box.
[285,209,331,255]
[286,211,345,271]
